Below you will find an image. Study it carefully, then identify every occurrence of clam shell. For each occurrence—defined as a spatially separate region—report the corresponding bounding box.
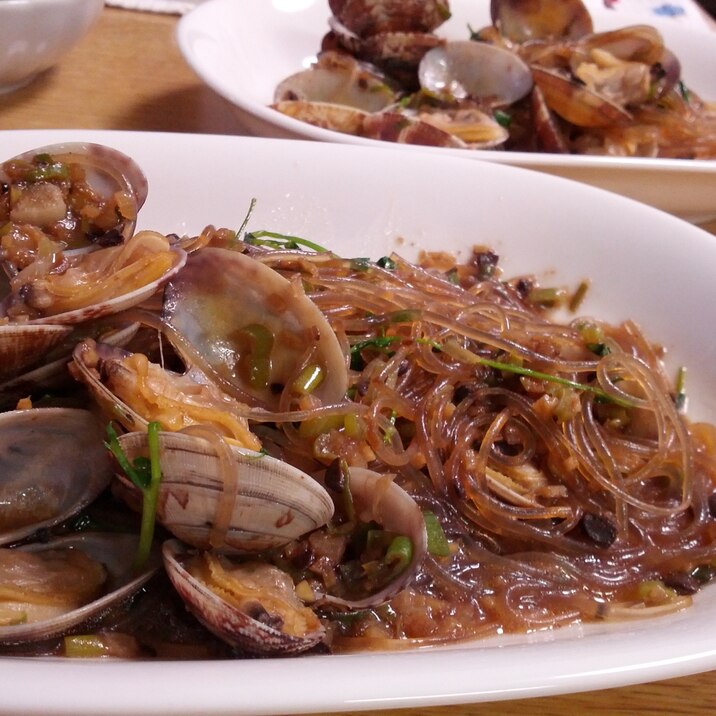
[116,431,334,553]
[0,142,149,243]
[164,247,349,410]
[531,66,632,128]
[25,243,188,326]
[329,0,451,37]
[418,40,533,106]
[490,0,593,43]
[318,467,427,609]
[0,323,72,381]
[163,539,325,656]
[0,532,159,645]
[272,100,368,135]
[0,408,113,546]
[274,51,397,112]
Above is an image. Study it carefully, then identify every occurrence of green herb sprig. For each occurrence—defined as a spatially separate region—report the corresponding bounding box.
[105,422,163,570]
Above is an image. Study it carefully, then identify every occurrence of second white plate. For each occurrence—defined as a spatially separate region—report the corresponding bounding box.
[1,129,716,715]
[178,0,716,222]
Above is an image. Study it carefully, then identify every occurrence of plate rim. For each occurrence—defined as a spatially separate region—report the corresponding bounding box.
[1,128,716,715]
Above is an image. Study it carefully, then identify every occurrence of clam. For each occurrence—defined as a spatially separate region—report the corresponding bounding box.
[0,323,72,381]
[490,0,593,43]
[274,51,398,113]
[328,0,451,37]
[272,100,369,135]
[361,111,467,147]
[114,430,334,554]
[163,539,325,656]
[418,40,534,106]
[163,247,349,411]
[0,532,159,644]
[530,86,570,152]
[0,408,113,546]
[1,229,187,325]
[71,338,261,450]
[318,467,428,609]
[571,25,666,68]
[356,30,444,87]
[0,142,148,258]
[327,16,444,88]
[568,26,681,104]
[418,108,510,148]
[531,66,632,128]
[0,320,139,411]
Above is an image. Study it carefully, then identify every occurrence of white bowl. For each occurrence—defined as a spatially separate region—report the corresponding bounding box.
[0,0,104,94]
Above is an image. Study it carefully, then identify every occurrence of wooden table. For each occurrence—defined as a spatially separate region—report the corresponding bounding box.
[1,7,716,715]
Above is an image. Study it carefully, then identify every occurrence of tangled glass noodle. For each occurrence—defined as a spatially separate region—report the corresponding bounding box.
[237,238,716,648]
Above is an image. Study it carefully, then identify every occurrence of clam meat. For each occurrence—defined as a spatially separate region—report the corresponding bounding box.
[0,532,159,644]
[163,540,325,656]
[0,142,148,261]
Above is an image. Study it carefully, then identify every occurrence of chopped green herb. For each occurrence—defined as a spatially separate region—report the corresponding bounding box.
[376,256,397,270]
[568,280,590,312]
[350,335,399,370]
[350,336,400,355]
[350,257,373,272]
[494,109,512,128]
[293,363,324,395]
[587,342,611,357]
[244,230,328,253]
[467,23,480,40]
[416,337,442,351]
[105,423,150,489]
[423,511,450,557]
[105,421,163,569]
[63,635,109,658]
[235,197,257,240]
[678,80,690,103]
[237,323,274,389]
[675,366,687,412]
[440,340,634,407]
[527,286,565,308]
[386,309,421,324]
[384,535,413,574]
[26,161,70,183]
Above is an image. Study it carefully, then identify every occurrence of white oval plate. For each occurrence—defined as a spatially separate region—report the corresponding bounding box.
[177,0,716,223]
[1,129,716,715]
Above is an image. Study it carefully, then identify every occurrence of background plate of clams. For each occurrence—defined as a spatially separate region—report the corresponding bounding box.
[2,128,716,714]
[178,0,716,223]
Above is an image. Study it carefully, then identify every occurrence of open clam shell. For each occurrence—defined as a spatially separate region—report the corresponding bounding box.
[116,431,334,554]
[418,40,533,106]
[0,142,148,251]
[318,467,428,609]
[4,234,188,326]
[274,51,398,112]
[163,539,326,656]
[0,408,113,546]
[163,247,349,410]
[531,66,632,128]
[0,532,159,645]
[0,321,140,412]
